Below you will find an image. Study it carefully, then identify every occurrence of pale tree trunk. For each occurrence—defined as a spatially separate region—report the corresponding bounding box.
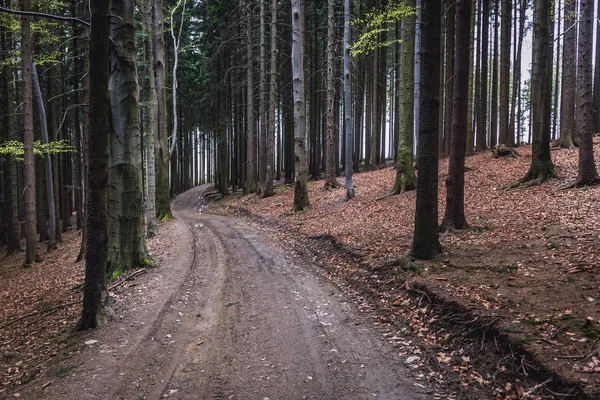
[572,0,599,186]
[509,0,526,147]
[21,0,39,266]
[324,0,338,189]
[551,1,560,141]
[153,0,173,221]
[32,62,57,251]
[78,0,112,330]
[556,0,576,149]
[169,0,186,155]
[410,0,441,260]
[292,0,308,211]
[245,0,257,193]
[142,0,157,238]
[108,0,149,272]
[393,0,416,194]
[262,0,277,197]
[499,0,511,145]
[343,0,353,200]
[442,0,471,232]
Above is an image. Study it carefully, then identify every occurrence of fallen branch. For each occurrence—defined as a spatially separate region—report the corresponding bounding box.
[108,269,147,291]
[0,300,81,330]
[522,378,552,398]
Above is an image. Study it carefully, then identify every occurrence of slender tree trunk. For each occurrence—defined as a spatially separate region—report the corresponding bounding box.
[245,0,258,193]
[411,0,441,260]
[262,0,277,197]
[551,1,560,141]
[594,2,600,133]
[343,0,354,200]
[509,0,526,147]
[490,0,499,148]
[393,0,417,194]
[442,0,471,232]
[556,0,576,149]
[21,0,39,266]
[292,0,308,210]
[476,0,489,150]
[466,0,476,154]
[78,0,112,330]
[498,0,511,145]
[573,0,599,185]
[324,0,338,189]
[442,0,455,157]
[258,0,267,190]
[32,63,57,251]
[153,0,173,221]
[142,0,157,238]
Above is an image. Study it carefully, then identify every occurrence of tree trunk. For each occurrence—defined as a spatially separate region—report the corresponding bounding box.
[442,0,455,157]
[21,0,39,266]
[442,0,471,232]
[142,0,157,238]
[32,63,57,251]
[324,0,338,189]
[594,1,600,133]
[245,0,258,193]
[551,1,560,141]
[258,0,267,190]
[515,0,554,185]
[393,0,417,194]
[77,0,112,331]
[107,0,149,272]
[153,0,173,221]
[476,0,489,150]
[410,0,441,260]
[343,0,354,200]
[261,0,277,197]
[573,0,599,185]
[292,0,309,211]
[556,0,576,148]
[509,0,526,147]
[490,0,499,148]
[498,0,511,145]
[466,0,476,155]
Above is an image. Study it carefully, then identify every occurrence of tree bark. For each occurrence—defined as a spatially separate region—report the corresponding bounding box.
[21,0,39,266]
[442,0,471,232]
[107,0,149,272]
[245,0,258,193]
[77,0,112,331]
[556,0,576,149]
[393,0,417,194]
[261,0,277,197]
[343,0,354,200]
[573,0,599,186]
[466,0,476,155]
[490,0,499,148]
[324,0,338,189]
[410,0,441,260]
[292,0,309,211]
[476,0,489,150]
[442,0,455,157]
[498,0,511,145]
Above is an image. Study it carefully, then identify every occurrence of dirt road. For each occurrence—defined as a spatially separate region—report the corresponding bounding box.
[19,185,428,400]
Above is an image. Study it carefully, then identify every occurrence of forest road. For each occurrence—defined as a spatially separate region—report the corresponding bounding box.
[21,184,428,400]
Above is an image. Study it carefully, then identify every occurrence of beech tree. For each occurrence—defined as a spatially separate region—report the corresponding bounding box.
[410,0,441,260]
[556,0,576,149]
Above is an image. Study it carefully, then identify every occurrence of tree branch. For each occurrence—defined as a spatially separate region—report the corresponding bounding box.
[0,6,90,26]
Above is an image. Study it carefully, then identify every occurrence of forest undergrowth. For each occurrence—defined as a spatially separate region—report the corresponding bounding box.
[211,141,600,399]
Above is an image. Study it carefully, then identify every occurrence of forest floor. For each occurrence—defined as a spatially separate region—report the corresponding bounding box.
[0,142,599,400]
[207,141,600,400]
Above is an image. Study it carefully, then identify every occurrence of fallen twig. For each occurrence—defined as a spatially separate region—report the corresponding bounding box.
[0,300,81,330]
[522,378,552,398]
[108,269,147,291]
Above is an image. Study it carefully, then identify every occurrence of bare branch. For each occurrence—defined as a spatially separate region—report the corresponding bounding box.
[0,6,90,26]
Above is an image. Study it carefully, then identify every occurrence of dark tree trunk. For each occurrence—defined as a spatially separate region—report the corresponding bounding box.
[498,0,511,145]
[490,0,499,148]
[442,0,471,232]
[476,0,489,150]
[442,0,454,157]
[557,0,576,149]
[77,0,112,331]
[410,0,442,260]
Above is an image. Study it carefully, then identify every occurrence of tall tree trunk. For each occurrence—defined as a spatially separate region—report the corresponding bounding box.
[466,0,476,154]
[572,0,599,185]
[324,0,338,189]
[513,0,554,185]
[142,0,157,238]
[556,0,576,149]
[153,0,173,221]
[343,0,354,200]
[32,63,57,251]
[393,0,417,194]
[107,0,149,272]
[490,0,499,148]
[245,0,258,193]
[442,0,455,157]
[21,0,39,266]
[498,0,511,145]
[258,0,267,190]
[509,0,526,147]
[262,0,277,197]
[410,0,441,260]
[442,0,471,232]
[476,0,489,150]
[551,1,560,141]
[594,2,600,133]
[78,0,112,331]
[292,0,308,210]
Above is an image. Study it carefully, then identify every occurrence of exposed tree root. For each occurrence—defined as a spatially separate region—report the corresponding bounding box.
[562,176,600,190]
